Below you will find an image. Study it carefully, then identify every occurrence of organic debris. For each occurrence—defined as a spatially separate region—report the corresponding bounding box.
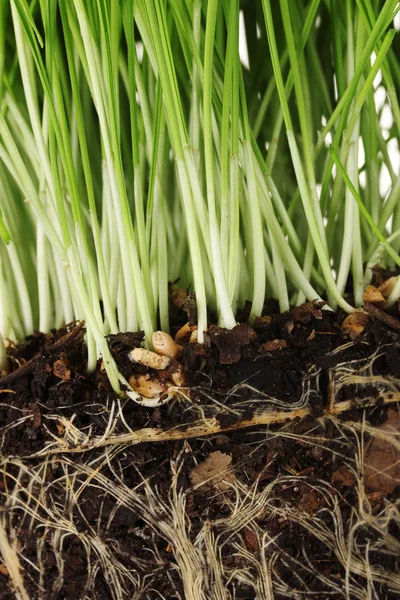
[190,451,236,492]
[341,309,369,338]
[152,331,182,359]
[364,409,400,494]
[208,323,256,364]
[364,303,400,331]
[261,338,287,352]
[182,292,197,325]
[362,285,385,305]
[52,357,72,381]
[377,276,398,297]
[175,322,197,344]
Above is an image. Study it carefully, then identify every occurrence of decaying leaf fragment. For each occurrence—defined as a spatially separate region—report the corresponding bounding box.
[190,451,236,492]
[262,339,287,352]
[53,358,71,380]
[364,410,400,494]
[208,323,256,364]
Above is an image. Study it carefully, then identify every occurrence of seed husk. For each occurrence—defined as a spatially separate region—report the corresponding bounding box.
[128,374,168,399]
[152,331,182,359]
[362,285,385,305]
[189,329,198,344]
[175,322,197,344]
[129,348,170,370]
[378,276,397,298]
[341,309,369,337]
[169,365,185,387]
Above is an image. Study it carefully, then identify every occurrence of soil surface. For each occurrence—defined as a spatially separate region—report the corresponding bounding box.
[0,294,399,599]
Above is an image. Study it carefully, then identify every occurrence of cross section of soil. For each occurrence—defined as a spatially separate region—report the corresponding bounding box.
[0,298,399,599]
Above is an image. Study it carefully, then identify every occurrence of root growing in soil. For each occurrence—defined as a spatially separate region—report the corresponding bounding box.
[1,305,399,598]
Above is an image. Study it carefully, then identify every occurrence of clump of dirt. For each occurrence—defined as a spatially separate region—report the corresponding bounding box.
[0,296,399,599]
[189,450,236,492]
[364,409,400,494]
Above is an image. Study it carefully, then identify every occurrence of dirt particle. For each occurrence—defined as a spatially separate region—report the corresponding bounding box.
[262,339,287,352]
[215,434,230,446]
[190,451,236,492]
[53,358,72,380]
[29,402,41,429]
[364,409,400,494]
[331,465,356,488]
[243,528,259,553]
[298,489,320,515]
[209,324,256,364]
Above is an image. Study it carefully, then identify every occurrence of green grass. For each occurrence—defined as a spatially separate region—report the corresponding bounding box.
[0,0,399,394]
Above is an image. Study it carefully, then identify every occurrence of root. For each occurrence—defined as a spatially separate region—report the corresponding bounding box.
[32,393,399,459]
[1,415,399,598]
[0,522,30,600]
[1,342,386,457]
[35,406,313,456]
[0,341,399,598]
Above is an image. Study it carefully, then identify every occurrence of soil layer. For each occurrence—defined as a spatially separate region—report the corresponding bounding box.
[0,298,399,599]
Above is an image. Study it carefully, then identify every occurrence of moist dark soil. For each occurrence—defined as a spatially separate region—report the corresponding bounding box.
[0,297,399,599]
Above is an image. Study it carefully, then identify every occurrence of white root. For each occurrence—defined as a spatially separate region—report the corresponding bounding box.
[0,522,30,600]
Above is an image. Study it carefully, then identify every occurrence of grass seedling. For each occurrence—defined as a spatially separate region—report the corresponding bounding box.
[0,0,399,399]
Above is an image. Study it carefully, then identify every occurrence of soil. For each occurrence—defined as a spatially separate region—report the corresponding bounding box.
[0,296,399,599]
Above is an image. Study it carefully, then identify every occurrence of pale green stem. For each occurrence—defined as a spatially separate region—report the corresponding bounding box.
[0,330,7,372]
[386,276,400,307]
[270,236,289,313]
[296,236,315,307]
[203,0,236,329]
[37,220,51,333]
[336,119,359,298]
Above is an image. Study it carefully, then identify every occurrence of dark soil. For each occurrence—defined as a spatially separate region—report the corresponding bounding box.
[0,299,399,599]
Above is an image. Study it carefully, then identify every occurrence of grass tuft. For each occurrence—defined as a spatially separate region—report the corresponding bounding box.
[0,1,399,393]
